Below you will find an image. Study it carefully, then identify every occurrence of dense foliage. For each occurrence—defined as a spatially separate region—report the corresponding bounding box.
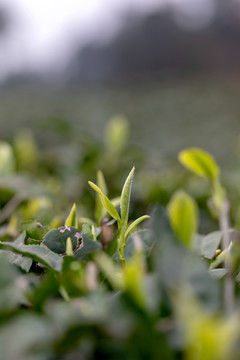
[1,117,240,360]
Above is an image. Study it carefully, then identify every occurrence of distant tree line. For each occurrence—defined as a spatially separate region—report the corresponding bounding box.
[67,0,240,84]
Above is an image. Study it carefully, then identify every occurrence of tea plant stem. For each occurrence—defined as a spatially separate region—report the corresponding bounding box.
[220,199,234,316]
[118,228,126,267]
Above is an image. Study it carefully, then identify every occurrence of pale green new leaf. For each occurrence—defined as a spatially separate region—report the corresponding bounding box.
[95,170,108,224]
[179,148,219,180]
[120,167,135,226]
[89,181,121,224]
[97,170,107,194]
[105,115,129,153]
[125,215,150,240]
[66,237,74,256]
[0,141,16,174]
[100,196,120,220]
[168,190,198,247]
[65,203,78,228]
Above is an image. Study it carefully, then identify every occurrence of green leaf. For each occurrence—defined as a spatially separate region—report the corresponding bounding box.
[209,269,228,280]
[65,203,78,228]
[105,115,129,153]
[22,220,48,240]
[66,237,74,256]
[5,232,33,272]
[168,190,198,247]
[125,215,150,240]
[0,141,16,174]
[95,170,108,224]
[0,241,62,272]
[97,170,108,195]
[179,148,219,180]
[122,250,146,308]
[209,248,229,270]
[120,167,135,226]
[88,181,121,224]
[13,130,38,171]
[8,252,32,272]
[74,234,102,261]
[43,226,82,254]
[201,231,222,259]
[99,196,121,222]
[82,223,93,238]
[0,253,28,311]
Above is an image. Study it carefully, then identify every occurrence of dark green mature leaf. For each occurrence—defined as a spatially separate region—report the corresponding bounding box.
[43,227,102,261]
[0,241,62,272]
[3,232,33,272]
[0,253,28,312]
[43,226,82,254]
[8,252,32,272]
[74,234,102,261]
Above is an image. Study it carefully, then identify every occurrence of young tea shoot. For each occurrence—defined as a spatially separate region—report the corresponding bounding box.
[89,167,150,265]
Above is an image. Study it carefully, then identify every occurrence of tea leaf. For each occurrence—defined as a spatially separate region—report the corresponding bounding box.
[82,223,93,238]
[65,203,78,228]
[120,167,135,226]
[66,237,74,257]
[168,190,198,247]
[179,148,219,180]
[105,115,129,152]
[22,220,48,240]
[43,226,81,254]
[0,141,15,174]
[125,215,150,240]
[74,235,102,260]
[0,241,62,272]
[89,181,121,224]
[201,231,222,259]
[95,170,108,224]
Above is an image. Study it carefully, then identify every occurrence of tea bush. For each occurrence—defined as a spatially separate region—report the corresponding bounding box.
[0,118,240,359]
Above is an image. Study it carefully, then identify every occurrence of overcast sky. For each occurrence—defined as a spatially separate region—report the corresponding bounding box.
[0,0,215,82]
